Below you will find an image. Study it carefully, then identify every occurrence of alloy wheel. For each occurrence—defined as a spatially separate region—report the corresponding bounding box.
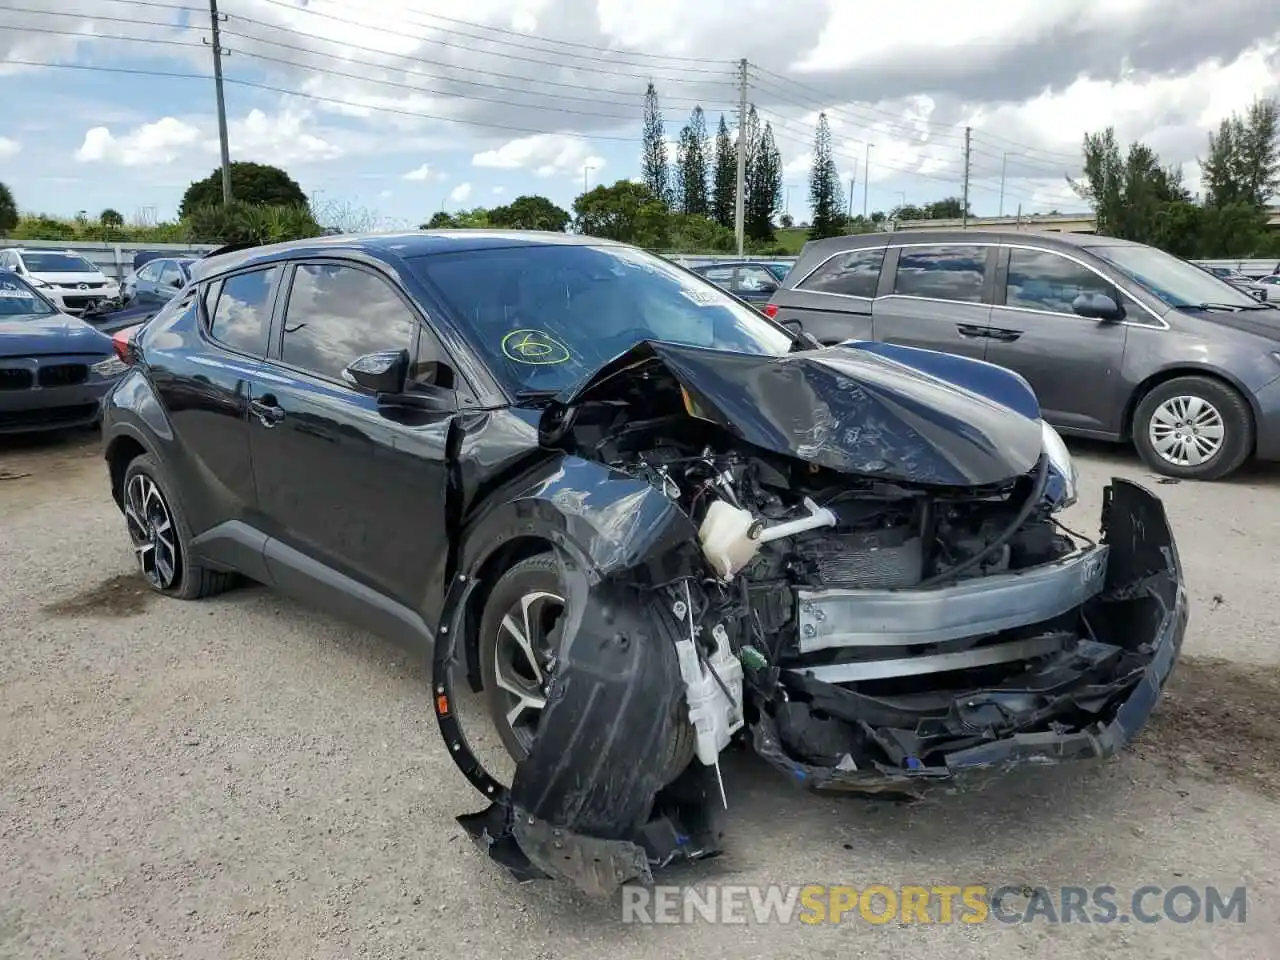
[1148,395,1226,468]
[491,589,564,754]
[123,473,179,590]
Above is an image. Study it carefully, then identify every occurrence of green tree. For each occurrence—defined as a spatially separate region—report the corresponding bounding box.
[711,114,736,229]
[746,120,782,243]
[183,200,322,245]
[1201,97,1280,209]
[808,113,843,239]
[1071,128,1187,243]
[422,211,456,228]
[180,162,307,218]
[488,194,570,231]
[780,212,794,228]
[641,82,670,207]
[923,196,968,219]
[675,105,709,216]
[99,208,124,229]
[574,179,670,247]
[0,181,17,235]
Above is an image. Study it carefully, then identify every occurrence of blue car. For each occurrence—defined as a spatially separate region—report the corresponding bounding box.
[0,271,128,434]
[689,260,790,303]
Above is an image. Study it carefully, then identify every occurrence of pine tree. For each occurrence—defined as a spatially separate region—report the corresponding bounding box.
[808,113,842,240]
[1201,97,1280,209]
[711,114,736,228]
[675,106,710,216]
[641,82,670,207]
[746,121,782,243]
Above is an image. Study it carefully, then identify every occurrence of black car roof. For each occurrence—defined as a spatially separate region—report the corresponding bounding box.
[188,230,620,283]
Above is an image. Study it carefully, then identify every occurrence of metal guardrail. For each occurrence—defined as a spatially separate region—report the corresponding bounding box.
[0,239,218,283]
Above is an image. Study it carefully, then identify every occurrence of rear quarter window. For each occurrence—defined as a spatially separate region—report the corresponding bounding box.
[798,248,885,298]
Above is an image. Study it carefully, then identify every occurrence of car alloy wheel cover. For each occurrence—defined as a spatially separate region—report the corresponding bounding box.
[491,589,563,754]
[124,473,179,589]
[1148,395,1226,467]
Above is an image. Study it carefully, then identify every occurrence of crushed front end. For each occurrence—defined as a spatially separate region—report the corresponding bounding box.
[432,342,1189,896]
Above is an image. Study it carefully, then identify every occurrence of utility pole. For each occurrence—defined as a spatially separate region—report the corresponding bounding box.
[862,143,873,218]
[961,125,971,229]
[206,0,233,204]
[998,152,1007,217]
[734,58,747,257]
[582,164,595,194]
[848,176,854,220]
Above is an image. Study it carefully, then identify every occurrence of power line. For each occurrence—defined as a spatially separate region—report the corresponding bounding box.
[296,0,730,66]
[749,62,1082,163]
[0,5,735,100]
[0,22,732,124]
[0,57,649,142]
[243,0,736,78]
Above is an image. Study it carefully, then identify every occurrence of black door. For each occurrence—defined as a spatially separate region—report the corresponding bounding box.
[247,259,455,634]
[149,270,280,568]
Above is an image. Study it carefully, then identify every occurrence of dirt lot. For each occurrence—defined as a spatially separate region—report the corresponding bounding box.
[2,430,1279,959]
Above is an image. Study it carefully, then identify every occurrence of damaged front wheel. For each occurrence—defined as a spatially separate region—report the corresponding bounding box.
[478,554,565,761]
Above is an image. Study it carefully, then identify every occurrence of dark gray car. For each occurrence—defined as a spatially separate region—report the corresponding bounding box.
[767,230,1280,480]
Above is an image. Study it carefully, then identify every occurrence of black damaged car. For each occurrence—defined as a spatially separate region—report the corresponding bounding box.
[100,231,1189,896]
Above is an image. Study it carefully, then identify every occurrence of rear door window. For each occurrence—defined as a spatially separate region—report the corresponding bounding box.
[891,245,988,303]
[207,267,279,357]
[798,248,884,298]
[1003,248,1116,314]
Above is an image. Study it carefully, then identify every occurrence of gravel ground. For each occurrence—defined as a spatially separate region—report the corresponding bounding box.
[2,429,1279,959]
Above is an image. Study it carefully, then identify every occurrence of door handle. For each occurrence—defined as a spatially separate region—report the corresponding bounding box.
[250,398,285,427]
[985,327,1022,342]
[956,324,990,338]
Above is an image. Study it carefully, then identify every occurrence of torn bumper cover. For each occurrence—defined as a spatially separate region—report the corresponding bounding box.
[432,478,1188,895]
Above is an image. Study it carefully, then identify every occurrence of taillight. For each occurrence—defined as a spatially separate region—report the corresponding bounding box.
[763,303,779,319]
[112,326,139,365]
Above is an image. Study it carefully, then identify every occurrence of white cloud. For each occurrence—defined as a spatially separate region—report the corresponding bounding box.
[449,182,472,203]
[0,137,19,159]
[472,134,605,179]
[378,189,393,199]
[402,163,447,181]
[492,186,506,195]
[226,107,342,165]
[75,117,201,166]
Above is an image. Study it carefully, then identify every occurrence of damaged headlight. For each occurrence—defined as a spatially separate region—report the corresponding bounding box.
[1041,420,1077,509]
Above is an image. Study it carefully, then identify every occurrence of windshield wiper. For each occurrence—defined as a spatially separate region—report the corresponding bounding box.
[1187,301,1275,312]
[513,388,562,404]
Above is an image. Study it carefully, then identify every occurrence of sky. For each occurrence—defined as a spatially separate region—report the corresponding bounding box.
[0,0,1277,229]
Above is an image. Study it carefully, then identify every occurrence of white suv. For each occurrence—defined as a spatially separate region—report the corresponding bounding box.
[0,248,120,314]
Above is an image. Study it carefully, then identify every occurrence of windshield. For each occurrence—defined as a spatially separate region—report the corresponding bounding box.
[20,252,98,273]
[0,274,58,317]
[1092,245,1268,310]
[413,243,796,396]
[766,262,791,281]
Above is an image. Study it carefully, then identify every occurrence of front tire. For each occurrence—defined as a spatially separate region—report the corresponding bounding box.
[1132,375,1253,481]
[121,453,233,599]
[477,554,565,762]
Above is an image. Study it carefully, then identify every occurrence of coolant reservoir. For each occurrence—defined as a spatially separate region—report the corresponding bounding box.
[698,500,759,579]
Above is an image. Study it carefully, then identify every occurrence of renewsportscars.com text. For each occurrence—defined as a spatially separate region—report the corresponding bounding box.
[621,884,1248,925]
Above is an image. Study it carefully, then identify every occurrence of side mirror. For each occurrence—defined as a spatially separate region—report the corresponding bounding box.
[1072,292,1124,322]
[343,348,409,394]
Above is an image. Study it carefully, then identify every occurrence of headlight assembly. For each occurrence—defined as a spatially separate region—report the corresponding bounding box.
[1041,420,1077,508]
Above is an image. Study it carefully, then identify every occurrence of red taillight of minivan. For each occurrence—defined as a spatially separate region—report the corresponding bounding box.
[763,303,779,319]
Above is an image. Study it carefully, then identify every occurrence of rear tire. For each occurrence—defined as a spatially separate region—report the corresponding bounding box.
[1132,376,1253,481]
[121,453,234,599]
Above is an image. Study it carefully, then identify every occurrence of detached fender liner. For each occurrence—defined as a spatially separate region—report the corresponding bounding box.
[433,563,722,897]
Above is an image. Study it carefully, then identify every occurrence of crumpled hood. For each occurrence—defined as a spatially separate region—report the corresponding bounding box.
[547,340,1045,487]
[0,314,114,358]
